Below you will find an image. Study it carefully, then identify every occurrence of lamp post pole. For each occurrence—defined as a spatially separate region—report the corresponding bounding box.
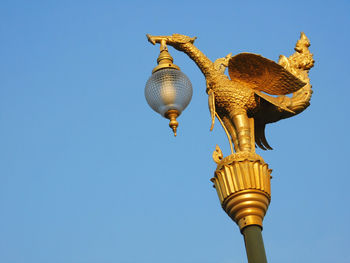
[145,33,314,263]
[243,226,268,263]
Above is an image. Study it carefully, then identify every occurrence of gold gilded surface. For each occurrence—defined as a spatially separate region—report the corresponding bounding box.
[147,33,314,152]
[151,40,180,73]
[224,190,270,231]
[211,152,271,230]
[164,109,179,137]
[146,33,314,231]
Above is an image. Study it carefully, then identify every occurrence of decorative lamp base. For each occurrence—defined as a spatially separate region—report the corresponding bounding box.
[211,152,272,231]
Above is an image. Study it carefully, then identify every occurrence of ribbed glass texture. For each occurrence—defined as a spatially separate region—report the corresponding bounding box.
[145,68,193,116]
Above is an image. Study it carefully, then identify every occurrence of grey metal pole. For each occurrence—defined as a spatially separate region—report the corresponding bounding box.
[242,225,268,263]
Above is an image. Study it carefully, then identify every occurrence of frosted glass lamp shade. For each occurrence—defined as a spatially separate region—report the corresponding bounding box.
[145,68,192,117]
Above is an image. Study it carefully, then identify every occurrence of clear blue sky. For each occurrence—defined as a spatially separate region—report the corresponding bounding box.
[1,1,349,263]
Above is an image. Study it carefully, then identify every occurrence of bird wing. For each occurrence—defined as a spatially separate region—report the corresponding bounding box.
[252,94,285,151]
[254,121,271,150]
[252,94,296,150]
[254,91,294,114]
[228,53,306,95]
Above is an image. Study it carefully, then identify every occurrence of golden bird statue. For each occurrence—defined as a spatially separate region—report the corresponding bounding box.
[147,33,314,154]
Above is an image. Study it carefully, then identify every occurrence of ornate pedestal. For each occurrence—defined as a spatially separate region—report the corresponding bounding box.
[211,152,272,231]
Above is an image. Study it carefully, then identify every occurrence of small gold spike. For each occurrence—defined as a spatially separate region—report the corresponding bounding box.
[213,145,223,164]
[165,109,179,137]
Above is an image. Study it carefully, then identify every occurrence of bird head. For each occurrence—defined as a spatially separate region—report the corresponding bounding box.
[147,34,197,49]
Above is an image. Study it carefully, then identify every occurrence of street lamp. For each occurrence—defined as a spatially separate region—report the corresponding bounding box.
[145,33,314,263]
[145,38,192,136]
